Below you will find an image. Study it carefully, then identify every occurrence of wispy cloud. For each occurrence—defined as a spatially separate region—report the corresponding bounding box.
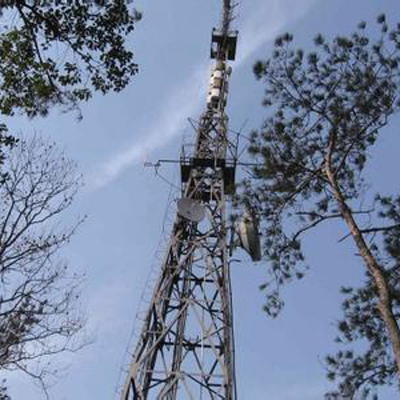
[88,62,209,190]
[89,0,318,190]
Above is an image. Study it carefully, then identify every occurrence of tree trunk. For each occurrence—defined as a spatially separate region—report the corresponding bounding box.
[326,167,400,375]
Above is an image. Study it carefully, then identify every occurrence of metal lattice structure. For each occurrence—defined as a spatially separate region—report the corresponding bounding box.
[121,2,239,399]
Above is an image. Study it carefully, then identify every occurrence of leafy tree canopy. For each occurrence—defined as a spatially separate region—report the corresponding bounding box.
[0,0,141,118]
[0,0,141,191]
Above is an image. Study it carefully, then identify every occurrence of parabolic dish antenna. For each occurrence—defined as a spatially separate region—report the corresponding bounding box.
[177,198,206,223]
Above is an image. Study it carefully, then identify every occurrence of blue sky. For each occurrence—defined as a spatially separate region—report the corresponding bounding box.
[4,0,400,399]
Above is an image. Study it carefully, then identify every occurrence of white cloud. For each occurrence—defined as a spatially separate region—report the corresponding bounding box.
[88,62,209,190]
[88,0,318,190]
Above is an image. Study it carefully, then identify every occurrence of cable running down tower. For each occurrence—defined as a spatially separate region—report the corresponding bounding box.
[121,2,239,398]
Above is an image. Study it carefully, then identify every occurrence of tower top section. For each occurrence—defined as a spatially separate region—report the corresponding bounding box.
[210,0,238,61]
[221,0,235,34]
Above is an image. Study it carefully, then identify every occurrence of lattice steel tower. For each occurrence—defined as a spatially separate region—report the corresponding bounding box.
[121,2,240,399]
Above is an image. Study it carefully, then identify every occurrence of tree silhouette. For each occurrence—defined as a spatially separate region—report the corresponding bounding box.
[0,135,86,397]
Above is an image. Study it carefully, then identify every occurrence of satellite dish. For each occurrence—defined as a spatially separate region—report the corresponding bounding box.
[237,210,261,262]
[177,198,206,223]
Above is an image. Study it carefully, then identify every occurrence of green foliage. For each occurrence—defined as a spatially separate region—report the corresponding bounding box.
[245,14,400,395]
[0,1,141,118]
[0,0,141,197]
[0,124,17,185]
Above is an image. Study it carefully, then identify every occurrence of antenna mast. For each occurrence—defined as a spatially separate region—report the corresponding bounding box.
[120,1,239,398]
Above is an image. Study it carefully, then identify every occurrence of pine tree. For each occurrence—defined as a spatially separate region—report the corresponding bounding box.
[243,15,400,396]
